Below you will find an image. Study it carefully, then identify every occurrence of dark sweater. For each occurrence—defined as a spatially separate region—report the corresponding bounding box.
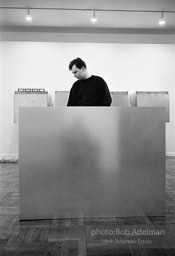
[67,75,112,106]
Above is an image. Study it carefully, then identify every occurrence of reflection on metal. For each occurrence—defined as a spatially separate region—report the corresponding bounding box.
[14,90,49,123]
[130,91,169,122]
[19,107,165,220]
[110,91,129,106]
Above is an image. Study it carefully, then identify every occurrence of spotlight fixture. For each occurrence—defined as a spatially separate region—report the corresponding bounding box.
[0,6,174,27]
[25,9,32,22]
[91,10,97,23]
[159,11,166,26]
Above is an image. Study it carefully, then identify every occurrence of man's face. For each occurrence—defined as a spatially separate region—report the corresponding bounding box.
[71,65,85,80]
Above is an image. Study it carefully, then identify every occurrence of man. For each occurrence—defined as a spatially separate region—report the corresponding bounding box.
[67,57,112,106]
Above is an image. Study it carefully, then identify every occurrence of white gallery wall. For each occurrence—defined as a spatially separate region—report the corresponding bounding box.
[0,41,175,159]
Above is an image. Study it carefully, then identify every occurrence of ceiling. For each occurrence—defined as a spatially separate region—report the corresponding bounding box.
[1,0,175,34]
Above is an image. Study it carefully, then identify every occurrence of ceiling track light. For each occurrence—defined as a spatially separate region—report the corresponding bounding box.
[91,10,97,23]
[25,8,32,22]
[159,11,166,26]
[0,6,173,26]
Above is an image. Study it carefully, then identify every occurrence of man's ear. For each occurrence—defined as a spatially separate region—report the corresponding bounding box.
[81,66,86,71]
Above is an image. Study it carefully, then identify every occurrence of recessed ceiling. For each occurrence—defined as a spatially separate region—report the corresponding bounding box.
[0,0,175,33]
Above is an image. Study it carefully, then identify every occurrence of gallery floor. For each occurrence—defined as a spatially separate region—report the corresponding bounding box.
[0,157,175,256]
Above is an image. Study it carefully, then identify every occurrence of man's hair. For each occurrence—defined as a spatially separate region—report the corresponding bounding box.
[69,57,87,70]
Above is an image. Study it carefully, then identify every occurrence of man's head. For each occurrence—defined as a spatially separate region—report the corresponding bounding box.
[69,57,87,80]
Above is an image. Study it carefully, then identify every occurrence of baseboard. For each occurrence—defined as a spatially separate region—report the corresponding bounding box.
[0,152,175,163]
[0,154,19,163]
[166,152,175,157]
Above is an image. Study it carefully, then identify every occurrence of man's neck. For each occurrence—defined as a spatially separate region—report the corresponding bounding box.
[84,71,92,79]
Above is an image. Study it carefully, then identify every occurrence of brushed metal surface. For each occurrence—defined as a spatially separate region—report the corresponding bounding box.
[19,107,165,219]
[14,92,48,123]
[135,91,169,122]
[110,91,129,106]
[55,91,69,106]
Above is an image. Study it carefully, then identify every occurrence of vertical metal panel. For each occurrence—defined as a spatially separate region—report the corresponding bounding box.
[19,107,165,219]
[55,91,69,106]
[110,91,129,106]
[14,91,48,123]
[135,91,169,122]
